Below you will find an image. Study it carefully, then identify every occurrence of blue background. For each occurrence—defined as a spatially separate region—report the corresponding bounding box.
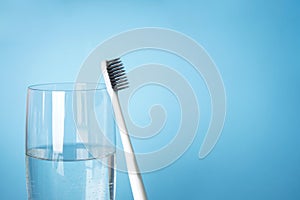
[1,0,299,199]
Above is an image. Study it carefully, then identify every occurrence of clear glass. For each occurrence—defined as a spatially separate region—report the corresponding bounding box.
[25,83,116,200]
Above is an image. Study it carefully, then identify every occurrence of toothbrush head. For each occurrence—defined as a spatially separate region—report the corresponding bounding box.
[106,58,129,91]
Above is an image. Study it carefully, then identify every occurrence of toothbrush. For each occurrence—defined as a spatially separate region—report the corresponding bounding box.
[101,58,148,200]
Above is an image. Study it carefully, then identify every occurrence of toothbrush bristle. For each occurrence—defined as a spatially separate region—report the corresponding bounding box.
[107,58,129,91]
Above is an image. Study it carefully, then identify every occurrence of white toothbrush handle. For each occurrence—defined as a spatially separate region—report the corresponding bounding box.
[111,92,148,200]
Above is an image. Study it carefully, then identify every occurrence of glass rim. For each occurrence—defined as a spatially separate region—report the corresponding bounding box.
[28,82,107,92]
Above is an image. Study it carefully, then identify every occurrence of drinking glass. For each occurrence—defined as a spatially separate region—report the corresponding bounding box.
[26,83,116,200]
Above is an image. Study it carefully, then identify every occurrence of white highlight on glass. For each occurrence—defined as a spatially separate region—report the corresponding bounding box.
[52,91,65,154]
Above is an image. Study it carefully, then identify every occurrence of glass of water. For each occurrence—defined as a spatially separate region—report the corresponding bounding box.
[26,83,116,200]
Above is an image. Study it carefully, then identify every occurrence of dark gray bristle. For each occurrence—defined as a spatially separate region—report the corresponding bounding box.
[106,58,129,91]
